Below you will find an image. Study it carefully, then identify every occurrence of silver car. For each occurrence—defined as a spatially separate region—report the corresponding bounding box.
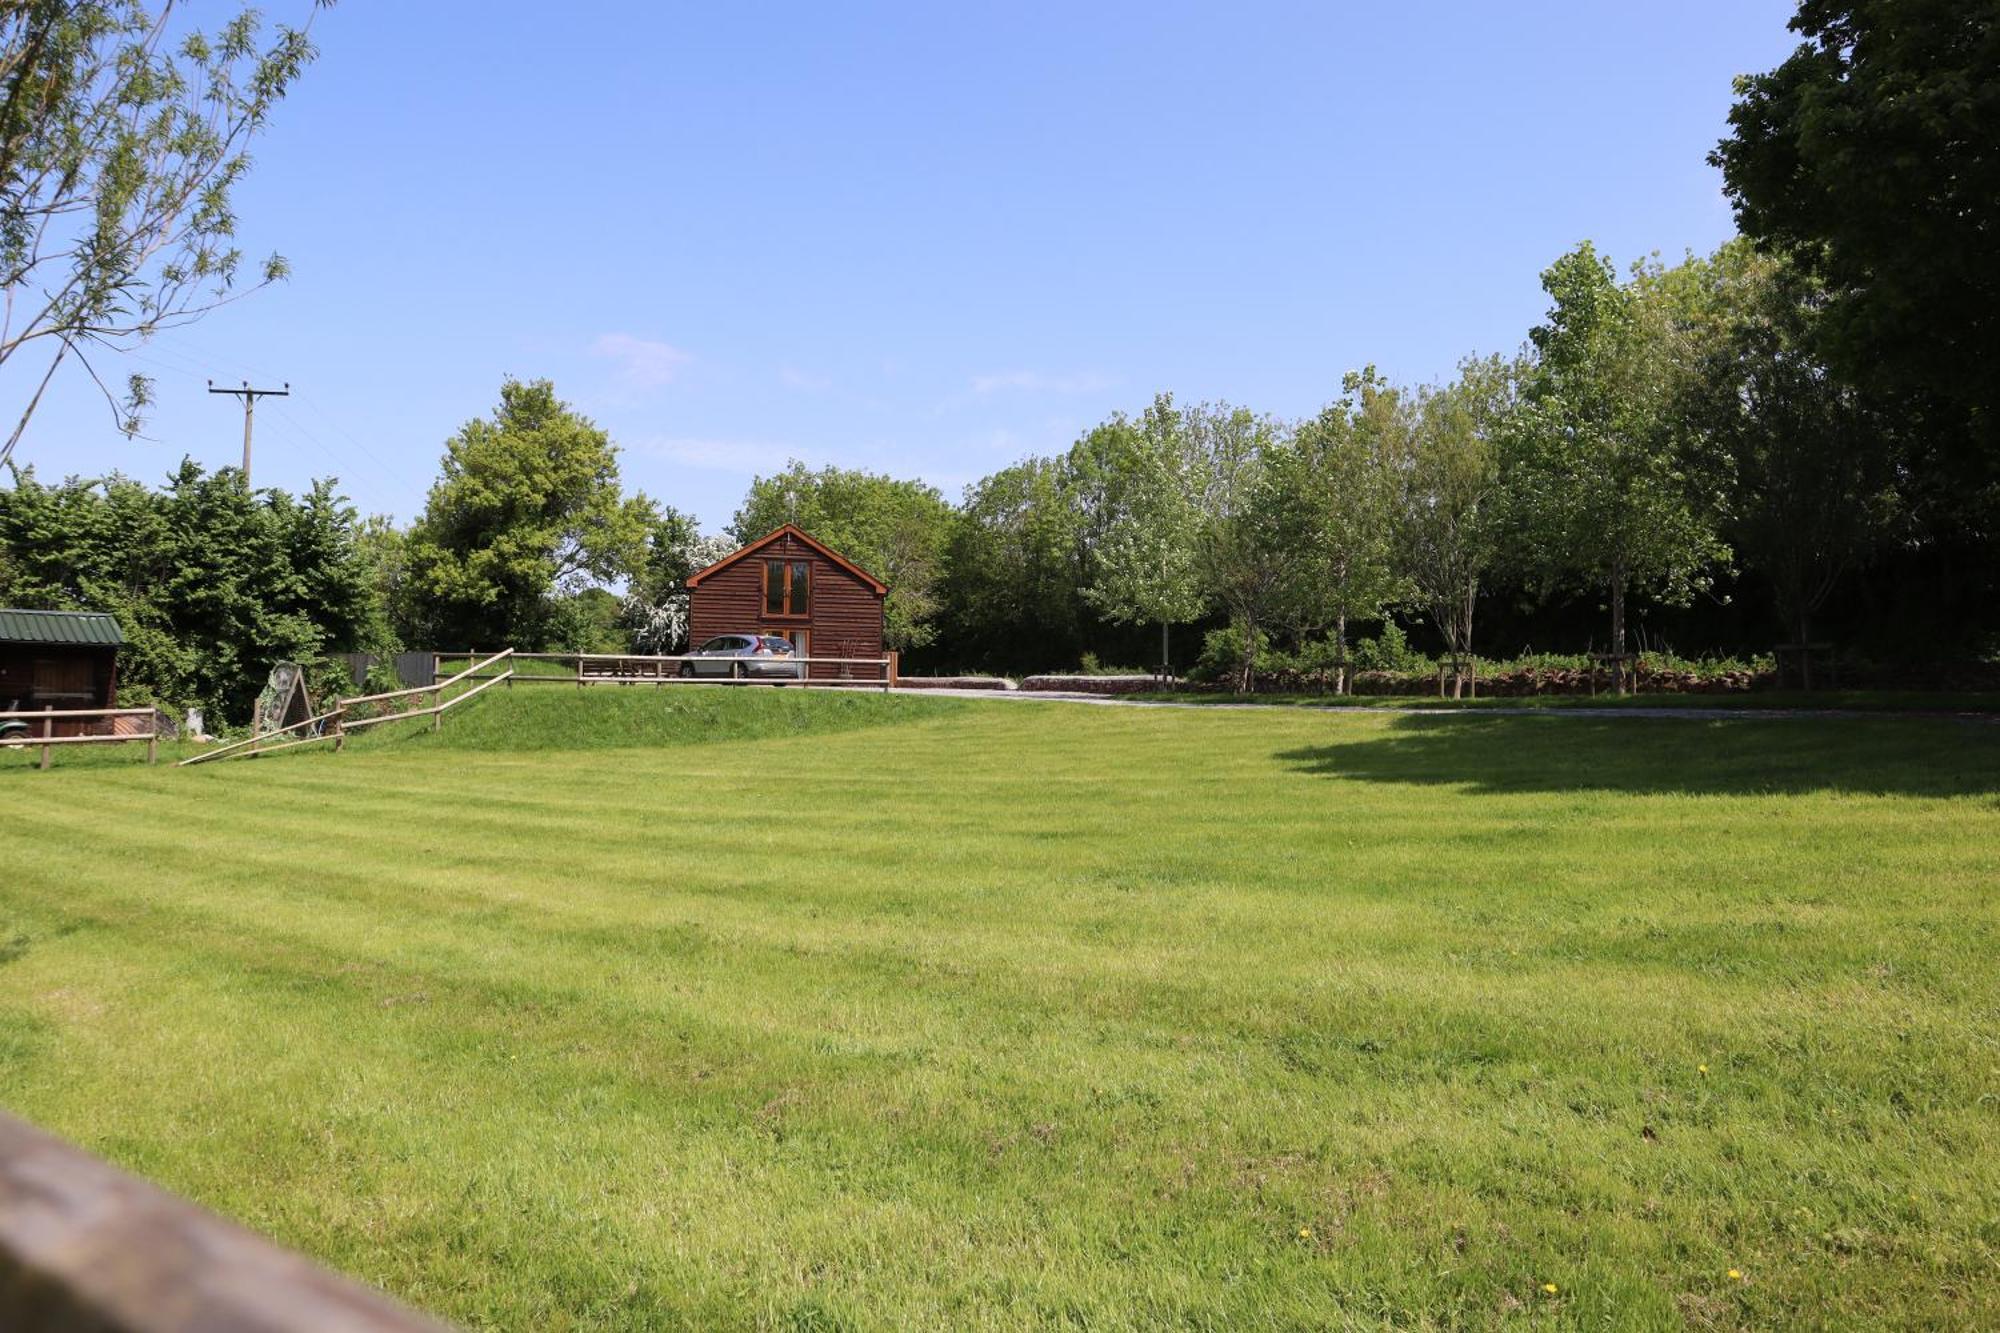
[678,634,803,680]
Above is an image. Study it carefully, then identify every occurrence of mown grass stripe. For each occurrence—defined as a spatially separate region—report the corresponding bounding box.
[3,691,1996,1328]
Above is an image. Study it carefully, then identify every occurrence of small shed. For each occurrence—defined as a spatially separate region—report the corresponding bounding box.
[0,609,123,716]
[686,525,887,679]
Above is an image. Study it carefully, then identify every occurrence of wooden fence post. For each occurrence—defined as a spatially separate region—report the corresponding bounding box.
[39,705,52,771]
[146,717,158,766]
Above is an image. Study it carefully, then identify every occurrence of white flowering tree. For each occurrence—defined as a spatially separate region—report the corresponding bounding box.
[620,511,732,653]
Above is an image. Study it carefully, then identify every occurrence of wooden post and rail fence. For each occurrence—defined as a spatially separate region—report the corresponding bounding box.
[177,649,518,768]
[0,707,163,770]
[20,645,896,771]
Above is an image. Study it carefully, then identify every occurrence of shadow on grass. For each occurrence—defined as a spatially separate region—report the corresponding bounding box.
[1275,714,2000,798]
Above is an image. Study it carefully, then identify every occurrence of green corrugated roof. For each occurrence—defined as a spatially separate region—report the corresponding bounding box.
[0,609,125,646]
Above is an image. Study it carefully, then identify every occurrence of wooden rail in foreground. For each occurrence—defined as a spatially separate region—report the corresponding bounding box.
[0,1111,449,1332]
[0,706,161,770]
[179,651,516,767]
[433,650,895,691]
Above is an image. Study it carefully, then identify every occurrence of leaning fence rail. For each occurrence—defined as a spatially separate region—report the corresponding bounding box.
[180,650,516,766]
[0,706,163,769]
[176,709,334,767]
[0,1111,449,1333]
[340,648,516,735]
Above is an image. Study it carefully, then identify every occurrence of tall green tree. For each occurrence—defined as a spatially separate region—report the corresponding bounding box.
[1712,0,1999,474]
[1277,369,1407,690]
[353,514,412,647]
[1186,401,1291,692]
[731,462,955,651]
[942,457,1089,671]
[1501,244,1730,691]
[1690,245,1898,664]
[1397,357,1515,697]
[1076,396,1208,671]
[0,1,326,465]
[405,378,654,651]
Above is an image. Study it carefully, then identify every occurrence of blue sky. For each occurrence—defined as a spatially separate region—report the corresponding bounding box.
[15,2,1800,532]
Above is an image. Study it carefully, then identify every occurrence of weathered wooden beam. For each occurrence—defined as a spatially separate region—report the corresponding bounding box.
[0,708,157,721]
[0,1112,452,1332]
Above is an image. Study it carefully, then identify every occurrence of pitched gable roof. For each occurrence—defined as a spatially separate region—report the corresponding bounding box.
[686,524,888,594]
[0,608,125,646]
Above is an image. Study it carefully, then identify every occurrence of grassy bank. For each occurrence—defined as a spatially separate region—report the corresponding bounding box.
[344,681,963,752]
[3,693,1996,1328]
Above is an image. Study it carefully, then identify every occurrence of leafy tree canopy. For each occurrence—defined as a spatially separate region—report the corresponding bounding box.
[730,461,955,650]
[1397,355,1516,692]
[1501,243,1733,684]
[1076,396,1209,637]
[1277,368,1409,661]
[942,456,1089,672]
[405,378,654,651]
[0,459,380,720]
[1712,0,2000,472]
[0,1,326,465]
[1684,242,1900,647]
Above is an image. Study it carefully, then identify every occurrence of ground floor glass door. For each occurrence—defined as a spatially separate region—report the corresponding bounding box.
[776,629,809,678]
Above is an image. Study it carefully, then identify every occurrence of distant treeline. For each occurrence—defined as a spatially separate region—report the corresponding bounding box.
[2,233,1994,719]
[4,0,1994,713]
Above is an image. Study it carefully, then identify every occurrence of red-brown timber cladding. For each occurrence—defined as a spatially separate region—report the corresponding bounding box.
[0,644,118,737]
[686,526,886,681]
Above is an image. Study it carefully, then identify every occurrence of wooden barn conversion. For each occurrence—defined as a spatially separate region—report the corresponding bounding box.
[686,525,887,679]
[0,609,123,729]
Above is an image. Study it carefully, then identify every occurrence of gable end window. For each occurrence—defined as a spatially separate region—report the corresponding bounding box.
[764,559,811,616]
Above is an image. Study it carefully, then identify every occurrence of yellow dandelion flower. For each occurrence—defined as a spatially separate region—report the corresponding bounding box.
[1298,1227,1312,1239]
[1727,1269,1742,1281]
[1542,1283,1559,1295]
[1698,1063,1709,1075]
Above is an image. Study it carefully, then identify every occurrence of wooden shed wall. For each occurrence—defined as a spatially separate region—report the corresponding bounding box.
[0,645,116,708]
[687,532,884,680]
[0,645,118,735]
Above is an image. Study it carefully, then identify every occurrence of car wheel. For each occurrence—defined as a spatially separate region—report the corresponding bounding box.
[678,662,694,678]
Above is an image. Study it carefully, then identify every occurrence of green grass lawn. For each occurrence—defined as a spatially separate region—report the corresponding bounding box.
[3,692,1997,1329]
[1135,688,2000,714]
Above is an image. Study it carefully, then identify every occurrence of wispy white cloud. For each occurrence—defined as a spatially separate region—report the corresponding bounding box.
[630,435,798,473]
[589,333,691,389]
[970,369,1115,396]
[779,365,833,392]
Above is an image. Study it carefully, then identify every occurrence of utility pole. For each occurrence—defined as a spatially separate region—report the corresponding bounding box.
[207,380,289,488]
